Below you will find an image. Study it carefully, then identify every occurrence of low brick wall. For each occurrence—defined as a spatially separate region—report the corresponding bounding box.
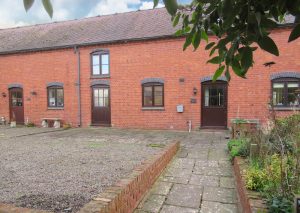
[233,157,268,213]
[78,141,179,213]
[0,142,179,213]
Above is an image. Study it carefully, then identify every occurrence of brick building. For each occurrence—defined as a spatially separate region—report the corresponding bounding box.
[0,8,299,130]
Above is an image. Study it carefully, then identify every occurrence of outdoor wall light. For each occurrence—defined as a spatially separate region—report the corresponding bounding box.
[193,87,198,95]
[30,91,37,96]
[1,92,6,97]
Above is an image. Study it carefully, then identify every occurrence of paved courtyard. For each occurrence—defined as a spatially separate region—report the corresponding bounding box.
[135,131,238,213]
[0,127,186,212]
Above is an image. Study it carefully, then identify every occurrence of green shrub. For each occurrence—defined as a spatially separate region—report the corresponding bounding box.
[266,195,293,213]
[26,122,35,127]
[228,138,249,160]
[245,163,267,191]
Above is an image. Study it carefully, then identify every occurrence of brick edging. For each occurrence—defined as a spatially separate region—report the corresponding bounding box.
[233,157,252,213]
[78,141,180,213]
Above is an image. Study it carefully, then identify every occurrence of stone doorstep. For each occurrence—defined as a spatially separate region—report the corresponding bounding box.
[233,157,268,213]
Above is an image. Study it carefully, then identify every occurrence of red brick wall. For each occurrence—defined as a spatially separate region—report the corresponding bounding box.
[0,27,299,130]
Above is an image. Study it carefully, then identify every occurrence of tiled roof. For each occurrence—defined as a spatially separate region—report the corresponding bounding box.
[0,8,295,55]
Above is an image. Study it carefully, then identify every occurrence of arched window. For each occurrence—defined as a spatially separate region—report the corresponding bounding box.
[91,50,110,76]
[272,78,300,107]
[47,83,64,108]
[142,82,164,107]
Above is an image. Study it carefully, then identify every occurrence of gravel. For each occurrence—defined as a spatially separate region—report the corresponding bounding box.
[0,127,186,212]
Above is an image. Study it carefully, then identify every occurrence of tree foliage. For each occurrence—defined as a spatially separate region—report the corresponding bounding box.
[154,0,300,80]
[23,0,53,18]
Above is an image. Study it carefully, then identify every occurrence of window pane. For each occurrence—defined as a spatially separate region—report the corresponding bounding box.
[48,89,56,106]
[273,88,284,106]
[57,89,64,107]
[287,85,299,106]
[143,86,153,106]
[94,98,99,107]
[273,83,284,88]
[93,65,100,75]
[92,55,99,65]
[101,64,109,75]
[104,89,109,98]
[101,54,109,65]
[204,88,209,107]
[154,86,163,106]
[104,97,109,107]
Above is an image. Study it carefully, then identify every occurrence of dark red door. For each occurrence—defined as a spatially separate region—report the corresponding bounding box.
[9,88,24,124]
[92,86,111,125]
[201,81,227,128]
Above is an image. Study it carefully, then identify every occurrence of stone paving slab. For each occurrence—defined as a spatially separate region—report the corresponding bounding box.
[150,181,173,196]
[160,205,199,213]
[139,194,166,212]
[203,187,237,204]
[165,184,202,208]
[189,175,219,187]
[200,201,238,213]
[134,131,239,213]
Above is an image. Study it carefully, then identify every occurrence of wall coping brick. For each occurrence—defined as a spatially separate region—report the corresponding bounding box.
[46,82,64,87]
[8,83,23,89]
[141,78,164,84]
[200,76,227,82]
[90,80,110,86]
[270,71,300,80]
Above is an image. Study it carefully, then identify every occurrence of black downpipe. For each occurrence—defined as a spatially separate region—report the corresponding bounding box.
[74,46,82,127]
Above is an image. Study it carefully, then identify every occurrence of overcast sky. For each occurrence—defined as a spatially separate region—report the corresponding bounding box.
[0,0,191,29]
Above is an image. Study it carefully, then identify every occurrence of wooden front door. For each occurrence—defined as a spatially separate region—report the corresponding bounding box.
[9,88,24,124]
[201,81,227,128]
[92,86,111,125]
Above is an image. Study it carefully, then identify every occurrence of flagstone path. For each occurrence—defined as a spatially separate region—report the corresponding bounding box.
[135,131,239,213]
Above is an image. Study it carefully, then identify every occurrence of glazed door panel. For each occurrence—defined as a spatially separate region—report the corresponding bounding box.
[92,87,111,125]
[9,88,24,124]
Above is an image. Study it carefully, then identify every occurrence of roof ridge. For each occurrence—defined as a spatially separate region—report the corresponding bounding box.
[0,7,166,31]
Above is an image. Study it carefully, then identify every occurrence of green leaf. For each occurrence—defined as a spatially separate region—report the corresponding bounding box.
[163,0,178,16]
[175,29,183,36]
[201,30,208,42]
[153,0,159,8]
[42,0,53,18]
[183,33,193,50]
[192,30,201,49]
[173,13,180,27]
[23,0,34,11]
[207,56,221,64]
[213,65,225,81]
[205,42,215,50]
[225,66,231,81]
[232,59,246,78]
[241,46,253,70]
[258,35,279,56]
[288,23,300,42]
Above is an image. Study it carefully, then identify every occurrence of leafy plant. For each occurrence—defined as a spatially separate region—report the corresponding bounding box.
[245,164,267,191]
[266,195,293,213]
[23,0,53,18]
[228,138,250,160]
[154,0,300,80]
[26,122,35,127]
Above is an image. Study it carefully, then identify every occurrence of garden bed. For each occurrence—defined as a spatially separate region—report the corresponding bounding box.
[229,113,300,213]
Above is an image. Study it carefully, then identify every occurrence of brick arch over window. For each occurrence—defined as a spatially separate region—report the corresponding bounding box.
[141,78,164,84]
[8,83,23,89]
[47,82,64,87]
[200,76,227,83]
[270,71,300,80]
[90,80,110,87]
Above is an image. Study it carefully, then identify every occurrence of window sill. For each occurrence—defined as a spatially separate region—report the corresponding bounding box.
[90,75,110,79]
[269,106,300,111]
[142,107,165,111]
[48,107,64,110]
